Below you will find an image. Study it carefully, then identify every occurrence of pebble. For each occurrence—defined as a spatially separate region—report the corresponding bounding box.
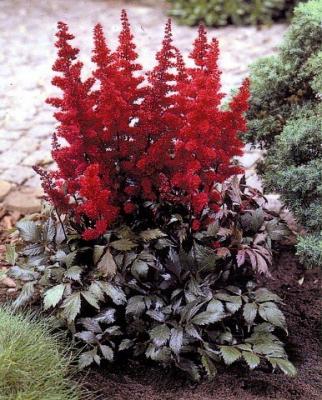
[0,180,12,201]
[4,186,43,213]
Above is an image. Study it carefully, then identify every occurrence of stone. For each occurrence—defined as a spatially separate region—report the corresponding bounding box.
[22,149,51,166]
[238,151,263,169]
[4,186,43,213]
[0,276,16,288]
[0,179,11,200]
[1,165,33,185]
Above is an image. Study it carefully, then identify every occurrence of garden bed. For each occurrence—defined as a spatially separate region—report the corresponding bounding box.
[82,250,321,400]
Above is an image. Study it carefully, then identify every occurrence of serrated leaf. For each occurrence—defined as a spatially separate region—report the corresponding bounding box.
[43,218,55,242]
[243,302,258,325]
[126,295,146,315]
[100,344,114,361]
[149,324,171,347]
[255,288,282,303]
[9,265,38,281]
[119,339,134,351]
[82,291,100,310]
[207,299,224,314]
[169,327,183,354]
[79,317,102,333]
[75,331,96,344]
[110,239,138,251]
[78,351,94,369]
[5,244,17,265]
[13,281,35,309]
[64,251,78,268]
[93,245,106,265]
[62,292,81,323]
[131,259,149,279]
[88,281,105,302]
[253,342,285,357]
[242,351,260,369]
[268,358,297,376]
[191,310,225,325]
[201,353,217,379]
[23,243,44,257]
[95,308,116,324]
[140,229,167,242]
[64,265,82,281]
[219,346,241,365]
[16,220,40,242]
[146,344,171,362]
[97,249,117,277]
[44,284,65,310]
[258,302,287,331]
[185,324,202,340]
[101,282,126,305]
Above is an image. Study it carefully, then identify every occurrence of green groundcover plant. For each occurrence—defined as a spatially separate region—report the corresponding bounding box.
[8,12,296,381]
[168,0,300,27]
[246,0,322,267]
[0,307,80,400]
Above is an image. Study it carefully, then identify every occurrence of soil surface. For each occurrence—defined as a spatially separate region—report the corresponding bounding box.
[81,250,321,400]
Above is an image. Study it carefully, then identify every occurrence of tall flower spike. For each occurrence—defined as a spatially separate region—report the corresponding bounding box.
[190,24,210,68]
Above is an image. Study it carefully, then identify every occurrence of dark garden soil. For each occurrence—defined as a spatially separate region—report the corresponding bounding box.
[81,250,321,400]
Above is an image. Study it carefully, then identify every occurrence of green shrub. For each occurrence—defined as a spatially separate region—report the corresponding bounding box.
[168,0,300,27]
[0,308,79,400]
[8,177,296,381]
[246,0,322,267]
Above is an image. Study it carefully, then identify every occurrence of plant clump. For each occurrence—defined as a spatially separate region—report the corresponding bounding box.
[246,0,322,267]
[0,307,80,400]
[9,12,295,380]
[167,0,301,27]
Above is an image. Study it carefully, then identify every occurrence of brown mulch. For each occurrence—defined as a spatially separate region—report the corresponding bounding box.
[81,250,321,400]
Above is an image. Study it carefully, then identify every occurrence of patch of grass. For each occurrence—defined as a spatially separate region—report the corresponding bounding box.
[0,307,80,400]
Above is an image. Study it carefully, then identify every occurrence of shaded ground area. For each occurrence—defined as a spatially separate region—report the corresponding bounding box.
[82,251,321,400]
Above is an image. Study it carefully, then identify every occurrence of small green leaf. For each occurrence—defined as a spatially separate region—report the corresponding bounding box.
[64,266,82,282]
[62,292,81,323]
[16,220,40,242]
[43,218,55,242]
[201,353,217,379]
[149,324,171,346]
[78,350,94,369]
[242,351,260,369]
[110,239,138,251]
[258,302,287,331]
[140,229,167,242]
[64,251,78,268]
[97,249,117,277]
[219,346,242,365]
[44,284,65,310]
[243,302,258,325]
[268,358,297,376]
[131,259,149,279]
[82,291,100,310]
[126,295,146,315]
[93,245,106,265]
[191,310,225,325]
[119,339,134,351]
[101,282,126,305]
[100,344,114,361]
[255,288,282,303]
[169,327,183,354]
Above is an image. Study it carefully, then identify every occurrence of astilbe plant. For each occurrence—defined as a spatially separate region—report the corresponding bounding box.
[9,12,296,381]
[36,14,249,240]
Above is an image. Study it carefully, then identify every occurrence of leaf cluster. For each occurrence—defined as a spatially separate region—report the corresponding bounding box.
[9,178,295,380]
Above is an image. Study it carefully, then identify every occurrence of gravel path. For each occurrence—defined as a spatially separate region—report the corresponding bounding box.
[0,0,287,211]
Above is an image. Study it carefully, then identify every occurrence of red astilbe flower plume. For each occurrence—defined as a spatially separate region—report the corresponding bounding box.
[45,21,99,202]
[77,164,119,241]
[170,26,249,217]
[136,19,186,201]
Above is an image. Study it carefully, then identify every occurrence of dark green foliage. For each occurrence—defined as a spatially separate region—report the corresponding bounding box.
[247,0,322,145]
[168,0,300,27]
[246,0,322,267]
[9,177,295,380]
